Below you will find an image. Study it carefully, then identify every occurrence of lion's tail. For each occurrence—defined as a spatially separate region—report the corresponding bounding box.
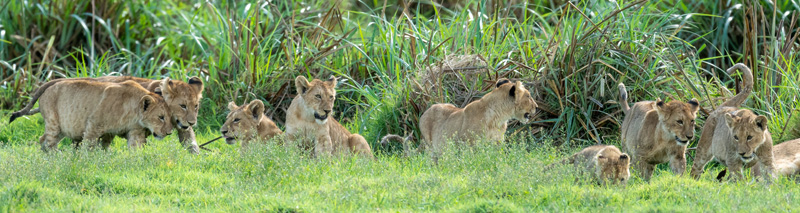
[618,83,630,115]
[380,134,416,157]
[10,80,64,123]
[721,63,754,108]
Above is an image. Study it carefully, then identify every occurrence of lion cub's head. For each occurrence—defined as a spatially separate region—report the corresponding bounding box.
[139,94,173,139]
[220,100,266,144]
[495,79,537,124]
[295,76,337,124]
[724,110,769,163]
[596,153,631,185]
[655,99,700,146]
[157,77,204,130]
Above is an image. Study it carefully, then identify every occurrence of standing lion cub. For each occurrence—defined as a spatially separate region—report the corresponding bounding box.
[220,100,283,147]
[383,78,537,161]
[618,83,699,180]
[690,63,776,181]
[14,80,173,152]
[284,76,373,158]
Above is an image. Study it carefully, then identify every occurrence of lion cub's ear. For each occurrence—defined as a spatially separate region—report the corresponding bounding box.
[248,100,265,120]
[619,153,630,163]
[496,78,510,88]
[755,115,768,132]
[724,113,737,128]
[140,95,156,112]
[326,76,338,89]
[509,81,523,98]
[154,87,163,97]
[687,98,700,114]
[295,76,310,94]
[227,102,238,111]
[160,77,172,98]
[188,76,204,92]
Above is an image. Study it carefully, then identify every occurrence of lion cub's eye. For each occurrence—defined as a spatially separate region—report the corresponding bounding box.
[233,118,240,123]
[159,116,165,121]
[329,95,334,99]
[180,104,187,110]
[677,120,684,125]
[315,94,322,99]
[734,136,739,140]
[746,136,752,141]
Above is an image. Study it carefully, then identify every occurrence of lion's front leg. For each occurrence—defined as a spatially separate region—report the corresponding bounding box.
[314,134,333,157]
[126,129,148,150]
[725,161,746,182]
[669,149,687,176]
[82,122,105,150]
[177,126,200,154]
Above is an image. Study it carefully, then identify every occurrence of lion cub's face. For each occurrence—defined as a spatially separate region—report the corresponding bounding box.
[496,79,538,124]
[655,99,699,146]
[220,100,266,144]
[139,94,173,139]
[158,77,204,130]
[725,111,769,163]
[295,76,337,124]
[596,154,631,185]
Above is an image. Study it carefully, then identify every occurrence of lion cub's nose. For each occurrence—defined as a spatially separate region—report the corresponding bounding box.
[738,152,747,156]
[686,135,693,140]
[324,110,331,115]
[221,130,228,135]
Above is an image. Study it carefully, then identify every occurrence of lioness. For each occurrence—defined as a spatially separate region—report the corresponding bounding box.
[21,80,173,152]
[618,84,699,180]
[417,78,537,160]
[689,63,775,181]
[753,139,800,178]
[10,76,204,153]
[284,76,373,158]
[220,100,283,147]
[549,145,631,185]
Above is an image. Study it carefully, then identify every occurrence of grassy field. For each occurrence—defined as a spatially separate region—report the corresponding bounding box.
[3,113,800,212]
[2,0,800,211]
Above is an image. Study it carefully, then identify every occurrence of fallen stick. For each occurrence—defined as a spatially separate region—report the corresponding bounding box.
[199,136,223,151]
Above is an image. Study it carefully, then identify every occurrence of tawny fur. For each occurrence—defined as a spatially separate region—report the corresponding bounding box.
[752,139,800,178]
[31,80,173,152]
[416,79,537,161]
[284,76,373,158]
[551,145,631,185]
[618,83,700,180]
[689,63,776,182]
[11,76,204,153]
[220,100,283,147]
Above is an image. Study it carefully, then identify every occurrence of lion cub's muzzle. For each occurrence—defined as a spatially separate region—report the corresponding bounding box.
[674,136,692,146]
[221,130,236,144]
[177,121,191,130]
[153,131,171,140]
[739,152,755,163]
[314,110,331,121]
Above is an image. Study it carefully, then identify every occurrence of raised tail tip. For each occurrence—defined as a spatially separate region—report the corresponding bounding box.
[715,169,728,181]
[9,112,21,124]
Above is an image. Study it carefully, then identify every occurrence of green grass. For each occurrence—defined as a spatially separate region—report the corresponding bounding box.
[3,113,800,212]
[2,0,800,211]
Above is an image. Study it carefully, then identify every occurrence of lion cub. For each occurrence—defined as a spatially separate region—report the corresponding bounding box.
[553,145,631,185]
[618,84,699,180]
[284,76,373,158]
[14,80,173,152]
[753,139,800,179]
[220,100,283,147]
[690,63,776,181]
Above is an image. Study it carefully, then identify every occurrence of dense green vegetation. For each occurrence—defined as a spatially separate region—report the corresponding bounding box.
[1,0,799,211]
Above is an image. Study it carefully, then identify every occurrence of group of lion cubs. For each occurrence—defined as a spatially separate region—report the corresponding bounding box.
[9,63,800,184]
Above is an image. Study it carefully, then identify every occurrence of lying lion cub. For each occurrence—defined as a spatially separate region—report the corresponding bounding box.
[618,84,699,180]
[15,80,173,152]
[550,145,631,185]
[409,78,537,160]
[753,138,800,179]
[689,63,776,181]
[10,76,204,153]
[220,100,283,147]
[284,76,373,158]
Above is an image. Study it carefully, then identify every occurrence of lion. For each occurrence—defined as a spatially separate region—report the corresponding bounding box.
[284,76,373,158]
[10,76,204,153]
[688,63,776,181]
[548,145,631,185]
[220,100,283,147]
[618,84,699,180]
[13,80,173,152]
[383,78,537,161]
[753,139,800,179]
